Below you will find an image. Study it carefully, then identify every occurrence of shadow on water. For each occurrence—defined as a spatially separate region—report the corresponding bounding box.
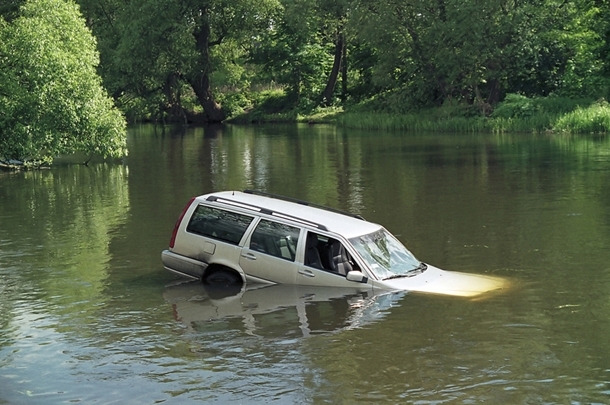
[163,281,405,338]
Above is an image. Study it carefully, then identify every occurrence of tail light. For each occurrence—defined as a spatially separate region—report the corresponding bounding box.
[169,197,196,249]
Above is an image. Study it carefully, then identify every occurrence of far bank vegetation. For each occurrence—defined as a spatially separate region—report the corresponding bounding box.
[3,0,610,148]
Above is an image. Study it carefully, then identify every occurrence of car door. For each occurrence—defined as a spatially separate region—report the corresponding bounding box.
[297,230,372,289]
[238,218,300,284]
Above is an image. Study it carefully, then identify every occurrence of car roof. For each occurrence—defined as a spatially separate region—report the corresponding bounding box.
[197,190,382,239]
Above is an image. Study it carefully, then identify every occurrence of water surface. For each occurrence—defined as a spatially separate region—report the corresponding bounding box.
[1,124,610,404]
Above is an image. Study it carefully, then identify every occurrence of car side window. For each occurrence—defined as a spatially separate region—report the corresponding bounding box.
[249,220,299,261]
[305,231,359,275]
[186,205,254,245]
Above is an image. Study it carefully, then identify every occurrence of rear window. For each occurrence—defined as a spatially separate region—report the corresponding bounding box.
[186,205,254,245]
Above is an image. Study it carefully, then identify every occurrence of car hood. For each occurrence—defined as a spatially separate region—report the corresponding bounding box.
[376,265,507,297]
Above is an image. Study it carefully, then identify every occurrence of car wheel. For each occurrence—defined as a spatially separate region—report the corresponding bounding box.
[203,267,242,286]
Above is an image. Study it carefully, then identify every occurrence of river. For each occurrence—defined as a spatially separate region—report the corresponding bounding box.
[1,124,610,404]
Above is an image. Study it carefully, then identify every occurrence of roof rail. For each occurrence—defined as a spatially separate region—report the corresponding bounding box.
[243,189,365,221]
[206,195,329,231]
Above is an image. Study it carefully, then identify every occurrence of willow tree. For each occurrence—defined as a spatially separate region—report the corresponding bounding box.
[0,0,126,166]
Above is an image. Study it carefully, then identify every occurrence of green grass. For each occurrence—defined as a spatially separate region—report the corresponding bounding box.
[228,89,610,134]
[335,112,558,133]
[554,101,610,133]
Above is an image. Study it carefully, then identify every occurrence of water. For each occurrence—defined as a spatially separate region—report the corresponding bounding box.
[1,124,610,404]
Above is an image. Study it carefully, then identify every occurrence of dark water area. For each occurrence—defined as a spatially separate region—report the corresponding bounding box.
[1,124,610,404]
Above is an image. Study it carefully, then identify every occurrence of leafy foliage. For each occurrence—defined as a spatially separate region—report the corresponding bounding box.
[0,0,126,165]
[5,0,610,132]
[349,0,610,112]
[79,0,281,122]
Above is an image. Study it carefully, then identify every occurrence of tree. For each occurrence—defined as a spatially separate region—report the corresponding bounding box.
[79,0,280,123]
[62,0,610,119]
[187,0,281,120]
[553,0,609,99]
[251,5,328,107]
[0,0,126,166]
[317,0,351,106]
[351,0,591,112]
[251,0,354,108]
[351,0,497,109]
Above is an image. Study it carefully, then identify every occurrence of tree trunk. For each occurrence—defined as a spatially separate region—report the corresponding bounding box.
[340,36,348,102]
[189,9,225,123]
[486,77,501,106]
[321,32,344,106]
[188,73,225,123]
[474,84,492,116]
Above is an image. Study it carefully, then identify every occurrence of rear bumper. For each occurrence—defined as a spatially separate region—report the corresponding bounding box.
[161,250,208,280]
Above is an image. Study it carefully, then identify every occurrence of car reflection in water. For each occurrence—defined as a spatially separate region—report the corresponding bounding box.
[163,281,406,337]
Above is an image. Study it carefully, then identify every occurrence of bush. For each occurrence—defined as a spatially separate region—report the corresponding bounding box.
[227,89,300,123]
[491,94,537,118]
[492,93,593,119]
[217,92,251,118]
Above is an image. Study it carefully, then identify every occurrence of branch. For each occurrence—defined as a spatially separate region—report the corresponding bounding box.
[209,35,224,47]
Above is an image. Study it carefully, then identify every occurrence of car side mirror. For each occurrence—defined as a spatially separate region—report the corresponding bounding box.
[346,271,368,283]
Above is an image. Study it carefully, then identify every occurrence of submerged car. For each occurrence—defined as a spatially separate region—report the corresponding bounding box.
[162,190,506,297]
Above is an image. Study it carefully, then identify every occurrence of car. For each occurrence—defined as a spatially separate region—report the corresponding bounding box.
[161,190,506,297]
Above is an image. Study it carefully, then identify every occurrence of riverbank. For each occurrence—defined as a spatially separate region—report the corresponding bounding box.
[228,93,610,134]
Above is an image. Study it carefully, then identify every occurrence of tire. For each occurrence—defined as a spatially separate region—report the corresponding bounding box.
[203,267,242,286]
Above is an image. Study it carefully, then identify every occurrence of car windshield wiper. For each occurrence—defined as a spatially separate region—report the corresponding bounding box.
[383,263,427,280]
[416,262,428,272]
[384,274,409,280]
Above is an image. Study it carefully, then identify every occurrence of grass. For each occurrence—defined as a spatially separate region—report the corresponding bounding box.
[335,111,558,133]
[336,96,610,134]
[228,89,610,134]
[554,101,610,133]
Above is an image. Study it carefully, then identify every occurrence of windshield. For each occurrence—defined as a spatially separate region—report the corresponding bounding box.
[349,229,422,280]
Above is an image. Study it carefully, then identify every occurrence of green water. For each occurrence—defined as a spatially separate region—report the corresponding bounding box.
[1,124,609,404]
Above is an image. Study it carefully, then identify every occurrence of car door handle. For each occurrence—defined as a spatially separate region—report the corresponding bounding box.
[241,252,257,260]
[298,269,315,277]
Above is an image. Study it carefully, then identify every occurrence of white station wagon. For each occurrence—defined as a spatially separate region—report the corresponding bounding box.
[162,190,505,297]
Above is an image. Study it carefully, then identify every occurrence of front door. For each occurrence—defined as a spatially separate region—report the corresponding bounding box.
[298,231,372,289]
